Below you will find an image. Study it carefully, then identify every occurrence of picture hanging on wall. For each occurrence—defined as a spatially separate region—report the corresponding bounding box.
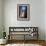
[17,4,30,21]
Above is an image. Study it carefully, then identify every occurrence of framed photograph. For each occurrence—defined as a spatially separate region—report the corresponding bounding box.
[17,4,30,21]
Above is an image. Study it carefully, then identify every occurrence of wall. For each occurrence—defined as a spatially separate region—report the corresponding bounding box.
[32,0,45,40]
[3,0,45,40]
[45,0,46,40]
[0,0,3,38]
